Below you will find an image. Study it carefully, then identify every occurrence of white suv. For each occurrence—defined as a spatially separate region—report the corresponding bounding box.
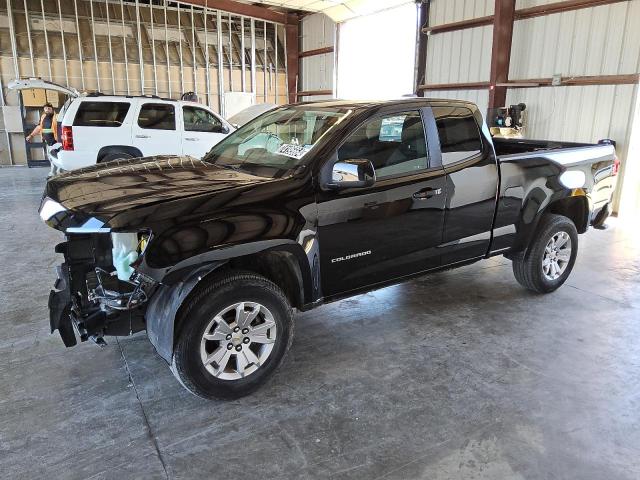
[10,79,234,171]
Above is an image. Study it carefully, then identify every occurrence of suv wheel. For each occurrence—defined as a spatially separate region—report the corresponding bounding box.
[171,271,294,399]
[512,214,578,293]
[99,152,133,163]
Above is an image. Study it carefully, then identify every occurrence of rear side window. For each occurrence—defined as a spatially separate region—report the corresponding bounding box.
[138,104,176,130]
[73,101,130,127]
[432,106,482,165]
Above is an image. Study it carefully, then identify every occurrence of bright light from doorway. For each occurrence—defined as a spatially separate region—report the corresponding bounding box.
[337,3,417,100]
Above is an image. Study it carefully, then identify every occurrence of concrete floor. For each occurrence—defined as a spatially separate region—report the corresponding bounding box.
[1,167,639,480]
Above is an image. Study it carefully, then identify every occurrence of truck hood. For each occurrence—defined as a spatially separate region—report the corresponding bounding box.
[41,155,281,231]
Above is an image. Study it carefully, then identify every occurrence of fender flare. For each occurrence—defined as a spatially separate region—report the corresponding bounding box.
[144,240,316,363]
[97,145,143,163]
[509,187,589,256]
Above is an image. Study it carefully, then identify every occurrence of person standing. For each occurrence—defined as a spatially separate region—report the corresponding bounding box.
[26,102,58,146]
[26,102,59,176]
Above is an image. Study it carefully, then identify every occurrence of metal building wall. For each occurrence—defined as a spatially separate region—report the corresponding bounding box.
[507,0,640,212]
[0,0,290,165]
[421,0,640,214]
[299,13,335,101]
[424,0,493,113]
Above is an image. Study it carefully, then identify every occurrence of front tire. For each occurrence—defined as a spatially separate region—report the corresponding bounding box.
[171,271,294,399]
[512,214,578,293]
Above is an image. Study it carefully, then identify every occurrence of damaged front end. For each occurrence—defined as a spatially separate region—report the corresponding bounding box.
[48,225,157,348]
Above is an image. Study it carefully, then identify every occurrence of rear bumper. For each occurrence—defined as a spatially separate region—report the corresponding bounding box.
[53,150,95,171]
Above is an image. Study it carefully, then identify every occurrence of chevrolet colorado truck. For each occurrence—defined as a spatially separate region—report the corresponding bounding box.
[40,99,619,399]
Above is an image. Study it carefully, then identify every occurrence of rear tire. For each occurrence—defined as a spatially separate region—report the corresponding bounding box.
[512,214,578,293]
[171,271,294,400]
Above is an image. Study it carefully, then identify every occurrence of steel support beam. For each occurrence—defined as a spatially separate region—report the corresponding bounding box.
[57,0,68,85]
[414,0,429,96]
[120,0,130,94]
[40,0,52,80]
[23,0,35,76]
[298,46,334,58]
[263,21,267,102]
[73,0,85,90]
[217,11,225,114]
[6,0,20,78]
[135,0,145,94]
[250,18,256,95]
[89,0,101,90]
[240,16,246,92]
[105,0,115,93]
[424,0,627,35]
[418,81,491,91]
[284,13,299,104]
[488,0,515,109]
[164,0,172,98]
[501,74,640,88]
[150,3,158,95]
[180,0,287,24]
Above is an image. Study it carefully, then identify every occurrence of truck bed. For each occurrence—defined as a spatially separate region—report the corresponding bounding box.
[493,137,616,167]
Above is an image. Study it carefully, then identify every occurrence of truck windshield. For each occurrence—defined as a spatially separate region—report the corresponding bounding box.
[203,106,352,176]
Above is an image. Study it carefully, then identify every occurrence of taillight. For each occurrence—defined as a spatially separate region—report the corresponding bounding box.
[61,126,74,151]
[612,155,620,176]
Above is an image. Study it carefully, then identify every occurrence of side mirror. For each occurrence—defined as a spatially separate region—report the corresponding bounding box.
[327,159,376,189]
[210,124,229,134]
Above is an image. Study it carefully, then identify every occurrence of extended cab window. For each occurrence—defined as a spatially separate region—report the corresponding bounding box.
[183,106,222,132]
[432,106,482,165]
[138,104,175,130]
[338,111,428,179]
[73,101,130,127]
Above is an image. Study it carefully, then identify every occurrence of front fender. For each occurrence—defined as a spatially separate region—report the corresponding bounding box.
[143,239,317,363]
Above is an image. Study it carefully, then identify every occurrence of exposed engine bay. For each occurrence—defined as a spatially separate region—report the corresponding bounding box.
[49,231,157,347]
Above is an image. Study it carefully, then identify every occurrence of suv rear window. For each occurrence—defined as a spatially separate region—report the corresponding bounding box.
[138,104,176,130]
[73,101,130,127]
[432,106,482,165]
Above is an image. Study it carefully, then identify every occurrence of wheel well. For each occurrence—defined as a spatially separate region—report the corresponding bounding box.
[227,251,305,310]
[97,145,143,163]
[546,196,589,233]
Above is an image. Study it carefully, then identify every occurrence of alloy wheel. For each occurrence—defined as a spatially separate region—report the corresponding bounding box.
[542,231,572,281]
[200,302,277,380]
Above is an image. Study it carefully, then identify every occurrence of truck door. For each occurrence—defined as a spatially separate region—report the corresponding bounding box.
[316,108,447,298]
[429,104,499,264]
[181,105,230,158]
[132,102,182,156]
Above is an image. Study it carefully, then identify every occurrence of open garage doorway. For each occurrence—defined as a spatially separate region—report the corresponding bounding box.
[336,3,417,100]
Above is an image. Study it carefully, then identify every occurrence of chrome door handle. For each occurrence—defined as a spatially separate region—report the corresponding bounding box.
[135,134,150,139]
[413,187,442,200]
[184,137,199,141]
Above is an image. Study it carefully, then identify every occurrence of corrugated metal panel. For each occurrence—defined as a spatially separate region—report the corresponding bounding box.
[300,13,335,95]
[426,89,490,116]
[510,1,640,79]
[429,0,494,26]
[301,12,334,51]
[425,25,493,83]
[301,53,334,92]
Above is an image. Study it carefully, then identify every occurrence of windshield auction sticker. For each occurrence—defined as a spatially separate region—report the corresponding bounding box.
[275,143,310,160]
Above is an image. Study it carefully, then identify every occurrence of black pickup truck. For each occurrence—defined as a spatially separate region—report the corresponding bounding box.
[40,99,619,399]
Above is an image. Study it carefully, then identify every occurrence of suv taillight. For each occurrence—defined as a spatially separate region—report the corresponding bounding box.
[61,126,74,151]
[612,155,620,176]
